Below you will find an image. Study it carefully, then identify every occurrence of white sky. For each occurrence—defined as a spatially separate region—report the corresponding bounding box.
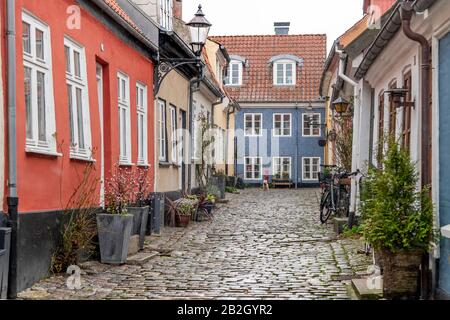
[182,0,365,52]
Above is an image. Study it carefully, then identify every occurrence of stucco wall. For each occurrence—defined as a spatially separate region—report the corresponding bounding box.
[155,70,189,193]
[235,106,326,184]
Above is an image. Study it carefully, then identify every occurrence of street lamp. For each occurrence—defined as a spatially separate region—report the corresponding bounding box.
[187,5,212,56]
[154,5,211,96]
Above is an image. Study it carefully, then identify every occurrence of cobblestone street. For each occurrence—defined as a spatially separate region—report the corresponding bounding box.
[18,189,371,300]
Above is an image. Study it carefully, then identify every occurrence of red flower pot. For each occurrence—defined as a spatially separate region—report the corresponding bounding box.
[175,214,191,228]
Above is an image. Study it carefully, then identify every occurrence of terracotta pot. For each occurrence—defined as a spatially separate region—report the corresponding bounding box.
[379,249,423,299]
[175,214,191,228]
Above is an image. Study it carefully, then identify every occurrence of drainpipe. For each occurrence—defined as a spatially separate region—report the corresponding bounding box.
[6,0,19,299]
[335,48,357,87]
[400,1,432,300]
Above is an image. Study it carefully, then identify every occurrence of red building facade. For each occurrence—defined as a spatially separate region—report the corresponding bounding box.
[1,0,158,293]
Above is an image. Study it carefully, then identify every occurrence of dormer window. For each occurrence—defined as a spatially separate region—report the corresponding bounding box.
[269,55,303,86]
[225,60,242,86]
[274,61,295,85]
[159,0,173,31]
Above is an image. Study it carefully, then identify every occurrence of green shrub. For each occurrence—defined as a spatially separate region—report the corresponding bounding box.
[360,138,435,253]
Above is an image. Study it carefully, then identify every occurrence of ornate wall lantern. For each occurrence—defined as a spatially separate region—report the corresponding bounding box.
[386,88,415,109]
[332,97,350,115]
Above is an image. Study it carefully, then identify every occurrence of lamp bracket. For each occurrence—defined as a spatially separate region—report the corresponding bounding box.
[154,57,202,96]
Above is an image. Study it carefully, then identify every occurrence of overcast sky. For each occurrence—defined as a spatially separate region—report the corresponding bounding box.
[183,0,365,52]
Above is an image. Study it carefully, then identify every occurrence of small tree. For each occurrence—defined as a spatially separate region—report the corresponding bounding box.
[195,112,216,191]
[360,137,435,253]
[333,99,353,171]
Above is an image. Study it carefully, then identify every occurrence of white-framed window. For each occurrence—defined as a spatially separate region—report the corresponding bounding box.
[159,0,173,31]
[118,72,131,164]
[170,105,177,163]
[273,157,292,179]
[136,83,148,166]
[303,157,321,181]
[22,11,58,155]
[273,113,291,136]
[225,61,242,86]
[64,37,92,160]
[244,157,262,180]
[244,113,262,136]
[274,60,296,85]
[303,113,321,137]
[158,99,167,162]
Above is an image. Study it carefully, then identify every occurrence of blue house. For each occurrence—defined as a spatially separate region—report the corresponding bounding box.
[212,25,326,187]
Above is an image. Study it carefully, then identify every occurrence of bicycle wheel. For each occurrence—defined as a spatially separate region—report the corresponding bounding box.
[337,188,350,217]
[320,191,333,223]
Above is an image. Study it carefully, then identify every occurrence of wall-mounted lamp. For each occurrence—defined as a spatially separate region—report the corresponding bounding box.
[332,97,350,115]
[386,88,415,109]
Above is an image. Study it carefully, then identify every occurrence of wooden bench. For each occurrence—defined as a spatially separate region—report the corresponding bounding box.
[272,179,293,188]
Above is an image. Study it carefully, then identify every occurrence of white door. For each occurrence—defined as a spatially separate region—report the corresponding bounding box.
[96,63,105,207]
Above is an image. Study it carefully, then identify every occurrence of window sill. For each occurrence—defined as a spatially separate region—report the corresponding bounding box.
[25,146,62,158]
[159,161,171,168]
[70,153,96,162]
[137,162,150,168]
[273,84,296,87]
[273,135,292,138]
[119,161,134,167]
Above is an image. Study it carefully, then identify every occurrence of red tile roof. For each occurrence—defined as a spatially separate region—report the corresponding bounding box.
[209,34,326,103]
[104,0,143,35]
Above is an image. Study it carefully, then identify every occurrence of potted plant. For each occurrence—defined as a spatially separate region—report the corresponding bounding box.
[360,138,435,299]
[176,203,194,228]
[127,168,152,250]
[97,166,134,265]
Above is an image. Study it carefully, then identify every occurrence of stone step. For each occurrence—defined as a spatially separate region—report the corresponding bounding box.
[351,278,383,300]
[126,251,160,265]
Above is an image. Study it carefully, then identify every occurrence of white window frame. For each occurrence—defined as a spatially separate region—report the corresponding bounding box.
[273,60,296,86]
[118,72,131,165]
[273,157,292,179]
[273,113,292,137]
[64,37,92,160]
[244,113,263,137]
[136,82,148,166]
[302,113,322,137]
[159,0,173,31]
[170,105,177,164]
[158,99,167,162]
[225,60,243,86]
[22,11,58,155]
[244,157,262,180]
[302,157,321,181]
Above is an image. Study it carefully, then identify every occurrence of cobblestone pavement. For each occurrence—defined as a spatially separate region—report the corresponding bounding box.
[18,189,371,300]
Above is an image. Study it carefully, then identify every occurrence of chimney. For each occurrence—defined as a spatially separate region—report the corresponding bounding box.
[274,22,290,35]
[173,0,183,20]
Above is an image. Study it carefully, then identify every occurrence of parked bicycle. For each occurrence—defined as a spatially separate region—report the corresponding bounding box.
[319,165,360,224]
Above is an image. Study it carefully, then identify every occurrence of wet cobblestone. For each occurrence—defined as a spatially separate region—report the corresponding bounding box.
[18,188,371,300]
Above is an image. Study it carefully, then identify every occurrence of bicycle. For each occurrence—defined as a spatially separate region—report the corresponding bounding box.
[319,165,360,224]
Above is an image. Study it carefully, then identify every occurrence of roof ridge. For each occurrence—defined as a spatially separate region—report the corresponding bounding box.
[210,34,326,38]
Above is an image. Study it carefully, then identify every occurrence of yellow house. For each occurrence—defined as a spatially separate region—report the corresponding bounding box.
[0,11,4,218]
[205,39,240,177]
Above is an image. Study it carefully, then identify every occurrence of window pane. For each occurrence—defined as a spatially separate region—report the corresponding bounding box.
[121,108,127,157]
[35,29,44,60]
[64,46,71,73]
[138,114,144,159]
[286,64,293,84]
[74,51,81,77]
[67,84,75,145]
[277,64,283,84]
[24,67,32,139]
[37,71,46,142]
[76,88,84,149]
[22,22,31,54]
[232,64,239,84]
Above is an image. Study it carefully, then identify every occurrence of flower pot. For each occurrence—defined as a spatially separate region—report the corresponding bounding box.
[127,206,149,250]
[149,193,164,235]
[96,214,133,264]
[379,249,423,299]
[176,214,191,228]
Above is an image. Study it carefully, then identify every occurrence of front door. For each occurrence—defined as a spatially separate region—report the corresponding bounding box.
[181,110,187,193]
[438,31,450,296]
[96,63,105,207]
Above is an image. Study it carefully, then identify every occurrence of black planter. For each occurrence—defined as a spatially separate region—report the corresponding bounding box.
[0,228,11,299]
[97,214,133,264]
[204,202,214,214]
[127,206,149,250]
[149,193,165,235]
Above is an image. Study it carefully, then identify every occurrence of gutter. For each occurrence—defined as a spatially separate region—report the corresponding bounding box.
[400,0,432,300]
[6,0,19,298]
[91,0,159,54]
